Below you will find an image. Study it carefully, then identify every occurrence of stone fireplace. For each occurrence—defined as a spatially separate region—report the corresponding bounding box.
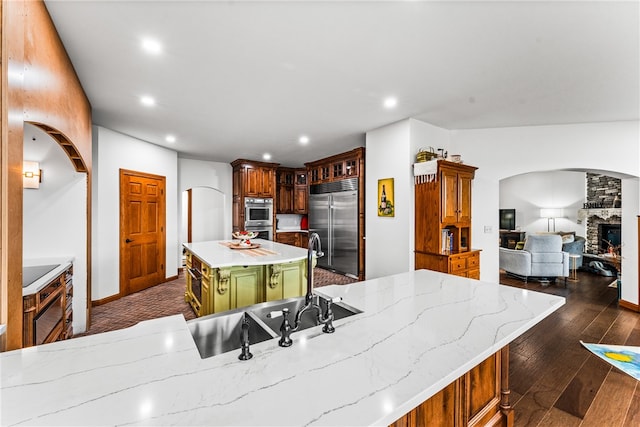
[583,173,622,255]
[598,223,621,254]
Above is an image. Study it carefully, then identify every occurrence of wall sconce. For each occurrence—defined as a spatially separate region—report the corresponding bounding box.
[23,161,42,189]
[540,208,564,232]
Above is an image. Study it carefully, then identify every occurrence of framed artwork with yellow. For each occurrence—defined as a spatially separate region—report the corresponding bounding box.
[378,178,394,217]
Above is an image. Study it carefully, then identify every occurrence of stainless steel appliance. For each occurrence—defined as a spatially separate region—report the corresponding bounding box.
[244,198,273,228]
[244,226,273,241]
[309,178,358,278]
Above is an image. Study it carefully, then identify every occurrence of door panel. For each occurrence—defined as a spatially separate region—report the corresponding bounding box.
[330,191,358,276]
[120,170,166,296]
[309,194,330,270]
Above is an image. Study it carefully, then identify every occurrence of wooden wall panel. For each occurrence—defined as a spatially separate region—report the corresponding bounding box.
[1,0,26,351]
[23,1,92,170]
[1,0,92,350]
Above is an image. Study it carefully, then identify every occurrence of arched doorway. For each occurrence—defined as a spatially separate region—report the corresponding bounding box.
[181,187,227,243]
[24,122,91,334]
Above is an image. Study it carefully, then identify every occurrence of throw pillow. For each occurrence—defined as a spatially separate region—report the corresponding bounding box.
[561,234,575,244]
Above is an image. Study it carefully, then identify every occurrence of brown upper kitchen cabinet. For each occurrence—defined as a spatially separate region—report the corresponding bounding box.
[276,168,295,213]
[441,166,473,224]
[244,164,275,198]
[293,170,307,214]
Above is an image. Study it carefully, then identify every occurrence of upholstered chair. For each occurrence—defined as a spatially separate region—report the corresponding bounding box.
[499,234,569,285]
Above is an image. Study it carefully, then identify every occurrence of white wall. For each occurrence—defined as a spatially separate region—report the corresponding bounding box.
[364,119,449,279]
[92,126,179,301]
[23,127,88,333]
[177,158,233,265]
[450,121,639,304]
[500,171,586,235]
[621,178,638,304]
[190,188,226,242]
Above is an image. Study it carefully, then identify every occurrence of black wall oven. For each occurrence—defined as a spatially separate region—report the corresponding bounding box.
[34,294,63,346]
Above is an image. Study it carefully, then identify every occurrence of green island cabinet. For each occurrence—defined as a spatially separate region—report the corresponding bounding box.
[184,243,311,317]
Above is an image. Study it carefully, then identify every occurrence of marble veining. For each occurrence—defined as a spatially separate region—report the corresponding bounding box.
[0,269,564,426]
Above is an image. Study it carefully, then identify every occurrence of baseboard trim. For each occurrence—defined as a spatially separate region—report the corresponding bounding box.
[92,275,181,306]
[619,299,640,312]
[92,293,121,307]
[164,274,179,282]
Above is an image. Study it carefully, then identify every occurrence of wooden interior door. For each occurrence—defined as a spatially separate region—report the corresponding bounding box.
[120,169,166,296]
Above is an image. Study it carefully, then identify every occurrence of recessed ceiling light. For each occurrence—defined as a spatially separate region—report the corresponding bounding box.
[263,153,272,161]
[165,135,176,143]
[141,38,162,55]
[383,97,398,109]
[140,96,155,107]
[299,135,309,144]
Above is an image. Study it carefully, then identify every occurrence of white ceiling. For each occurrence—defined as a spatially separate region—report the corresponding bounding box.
[44,1,639,167]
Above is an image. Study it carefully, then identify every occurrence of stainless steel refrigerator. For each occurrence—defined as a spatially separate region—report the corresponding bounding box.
[308,178,358,278]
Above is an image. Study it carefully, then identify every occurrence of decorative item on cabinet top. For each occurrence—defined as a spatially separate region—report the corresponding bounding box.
[415,147,437,163]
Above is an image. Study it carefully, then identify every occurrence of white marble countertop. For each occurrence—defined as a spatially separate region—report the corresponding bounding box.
[0,269,564,426]
[22,257,74,296]
[183,239,307,268]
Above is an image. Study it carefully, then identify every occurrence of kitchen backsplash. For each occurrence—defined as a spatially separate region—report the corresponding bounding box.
[276,214,303,230]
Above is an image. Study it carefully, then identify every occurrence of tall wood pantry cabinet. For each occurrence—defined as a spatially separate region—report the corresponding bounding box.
[415,160,481,278]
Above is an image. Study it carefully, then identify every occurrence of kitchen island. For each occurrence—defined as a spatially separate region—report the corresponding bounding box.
[183,239,309,316]
[0,269,564,426]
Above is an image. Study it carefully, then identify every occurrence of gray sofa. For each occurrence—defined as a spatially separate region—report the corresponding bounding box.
[499,234,569,285]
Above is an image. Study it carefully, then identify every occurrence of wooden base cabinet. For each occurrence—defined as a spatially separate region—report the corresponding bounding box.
[416,250,481,279]
[275,231,308,248]
[390,346,513,427]
[23,265,73,347]
[184,251,307,317]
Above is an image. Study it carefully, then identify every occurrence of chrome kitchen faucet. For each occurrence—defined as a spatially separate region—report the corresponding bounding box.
[267,232,342,347]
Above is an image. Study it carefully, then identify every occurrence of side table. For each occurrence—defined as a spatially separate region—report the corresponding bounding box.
[569,254,580,281]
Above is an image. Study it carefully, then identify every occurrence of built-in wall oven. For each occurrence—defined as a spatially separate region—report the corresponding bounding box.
[244,227,273,241]
[244,197,273,240]
[34,294,63,346]
[244,198,273,227]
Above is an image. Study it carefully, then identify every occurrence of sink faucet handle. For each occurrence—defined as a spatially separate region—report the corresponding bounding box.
[267,310,284,319]
[276,308,293,347]
[321,298,336,334]
[238,313,253,361]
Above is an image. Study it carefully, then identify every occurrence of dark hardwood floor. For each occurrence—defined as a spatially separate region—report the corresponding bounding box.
[77,268,639,426]
[502,271,640,427]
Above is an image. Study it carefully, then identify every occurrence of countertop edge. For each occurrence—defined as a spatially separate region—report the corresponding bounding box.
[22,258,74,296]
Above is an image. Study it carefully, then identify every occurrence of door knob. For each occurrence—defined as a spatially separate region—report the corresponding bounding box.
[125,238,134,243]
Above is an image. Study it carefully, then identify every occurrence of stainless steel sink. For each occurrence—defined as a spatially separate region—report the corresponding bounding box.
[187,295,362,359]
[187,309,277,359]
[249,296,363,335]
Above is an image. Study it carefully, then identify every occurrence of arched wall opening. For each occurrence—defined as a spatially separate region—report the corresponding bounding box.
[24,122,90,334]
[497,168,638,306]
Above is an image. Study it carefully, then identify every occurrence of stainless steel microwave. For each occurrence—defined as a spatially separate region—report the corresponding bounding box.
[244,198,273,227]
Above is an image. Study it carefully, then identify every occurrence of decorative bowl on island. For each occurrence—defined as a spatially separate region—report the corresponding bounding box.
[232,231,259,241]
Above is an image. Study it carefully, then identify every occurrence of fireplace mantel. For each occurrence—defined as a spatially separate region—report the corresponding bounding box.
[578,208,622,221]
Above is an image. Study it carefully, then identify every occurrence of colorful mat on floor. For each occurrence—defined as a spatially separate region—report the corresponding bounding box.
[219,241,278,256]
[581,341,640,381]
